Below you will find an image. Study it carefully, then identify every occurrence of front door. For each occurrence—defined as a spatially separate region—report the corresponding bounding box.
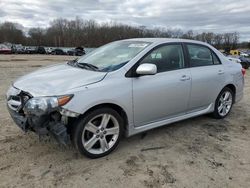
[132,44,191,127]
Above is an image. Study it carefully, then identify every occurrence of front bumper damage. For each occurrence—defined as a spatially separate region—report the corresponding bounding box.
[6,87,76,145]
[8,106,28,131]
[8,105,71,145]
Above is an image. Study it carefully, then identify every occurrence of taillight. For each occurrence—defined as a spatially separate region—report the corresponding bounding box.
[242,68,246,76]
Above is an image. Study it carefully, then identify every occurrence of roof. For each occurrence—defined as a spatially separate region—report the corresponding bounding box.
[123,38,210,46]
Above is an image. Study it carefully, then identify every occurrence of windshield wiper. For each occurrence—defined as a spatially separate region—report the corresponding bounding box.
[77,62,99,71]
[67,59,99,71]
[67,58,78,66]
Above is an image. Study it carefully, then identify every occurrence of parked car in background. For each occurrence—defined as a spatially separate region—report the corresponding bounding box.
[239,56,250,69]
[0,44,12,54]
[51,48,66,55]
[11,44,25,54]
[67,47,86,56]
[239,51,249,57]
[227,55,241,63]
[24,46,37,54]
[230,49,240,56]
[227,55,249,69]
[7,38,245,158]
[45,47,54,54]
[36,46,46,54]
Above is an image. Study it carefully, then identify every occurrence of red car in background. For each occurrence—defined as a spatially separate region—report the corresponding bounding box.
[0,44,12,54]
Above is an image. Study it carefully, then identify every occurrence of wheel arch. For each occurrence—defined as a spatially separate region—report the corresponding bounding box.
[79,103,129,130]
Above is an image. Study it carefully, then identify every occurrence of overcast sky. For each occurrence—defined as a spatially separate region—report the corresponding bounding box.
[1,0,250,41]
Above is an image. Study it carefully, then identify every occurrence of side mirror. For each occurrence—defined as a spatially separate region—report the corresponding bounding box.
[136,63,157,75]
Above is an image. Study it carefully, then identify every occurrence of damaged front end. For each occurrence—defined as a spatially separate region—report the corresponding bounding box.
[6,86,79,145]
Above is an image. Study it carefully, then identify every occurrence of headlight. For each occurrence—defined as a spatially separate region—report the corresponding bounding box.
[23,95,73,116]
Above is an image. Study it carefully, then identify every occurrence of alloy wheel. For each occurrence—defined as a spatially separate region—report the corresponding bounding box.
[217,91,233,117]
[82,113,120,155]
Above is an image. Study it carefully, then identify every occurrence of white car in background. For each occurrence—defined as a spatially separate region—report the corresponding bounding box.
[45,47,54,54]
[240,52,249,57]
[227,55,241,63]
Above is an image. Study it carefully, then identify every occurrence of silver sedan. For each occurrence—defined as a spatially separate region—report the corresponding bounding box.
[7,38,245,158]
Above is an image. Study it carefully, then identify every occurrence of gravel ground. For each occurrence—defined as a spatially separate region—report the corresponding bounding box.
[0,55,249,188]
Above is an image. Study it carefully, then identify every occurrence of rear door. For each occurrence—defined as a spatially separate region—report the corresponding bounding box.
[185,43,225,112]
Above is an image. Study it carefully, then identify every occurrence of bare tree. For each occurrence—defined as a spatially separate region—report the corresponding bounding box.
[28,28,45,45]
[0,18,244,50]
[0,22,25,44]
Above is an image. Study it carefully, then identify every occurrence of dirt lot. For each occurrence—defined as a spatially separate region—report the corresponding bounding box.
[0,55,249,188]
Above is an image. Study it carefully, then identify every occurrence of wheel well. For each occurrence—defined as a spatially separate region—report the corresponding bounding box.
[81,103,128,129]
[224,84,236,102]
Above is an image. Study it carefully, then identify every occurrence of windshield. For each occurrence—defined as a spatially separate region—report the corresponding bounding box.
[77,41,151,72]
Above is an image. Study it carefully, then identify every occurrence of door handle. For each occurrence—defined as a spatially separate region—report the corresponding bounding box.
[180,75,191,81]
[218,70,224,75]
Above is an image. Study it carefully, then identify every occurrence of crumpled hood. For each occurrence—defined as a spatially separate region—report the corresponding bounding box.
[13,63,107,96]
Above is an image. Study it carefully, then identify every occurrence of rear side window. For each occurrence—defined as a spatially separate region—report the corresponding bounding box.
[187,44,220,67]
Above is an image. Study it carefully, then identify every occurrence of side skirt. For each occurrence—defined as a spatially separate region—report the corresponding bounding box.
[126,103,214,137]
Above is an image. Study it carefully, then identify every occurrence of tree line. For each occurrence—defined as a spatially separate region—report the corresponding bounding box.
[0,17,249,49]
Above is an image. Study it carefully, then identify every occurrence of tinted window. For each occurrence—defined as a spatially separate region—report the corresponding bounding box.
[140,44,184,73]
[187,44,213,67]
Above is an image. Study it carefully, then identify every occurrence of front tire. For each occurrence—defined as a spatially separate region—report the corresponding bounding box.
[72,108,123,158]
[212,87,234,119]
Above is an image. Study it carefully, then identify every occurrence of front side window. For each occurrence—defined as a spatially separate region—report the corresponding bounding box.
[187,44,220,67]
[139,44,184,73]
[77,41,151,72]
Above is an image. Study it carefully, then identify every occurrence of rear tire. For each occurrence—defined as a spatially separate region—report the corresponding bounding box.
[72,108,123,158]
[212,87,234,119]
